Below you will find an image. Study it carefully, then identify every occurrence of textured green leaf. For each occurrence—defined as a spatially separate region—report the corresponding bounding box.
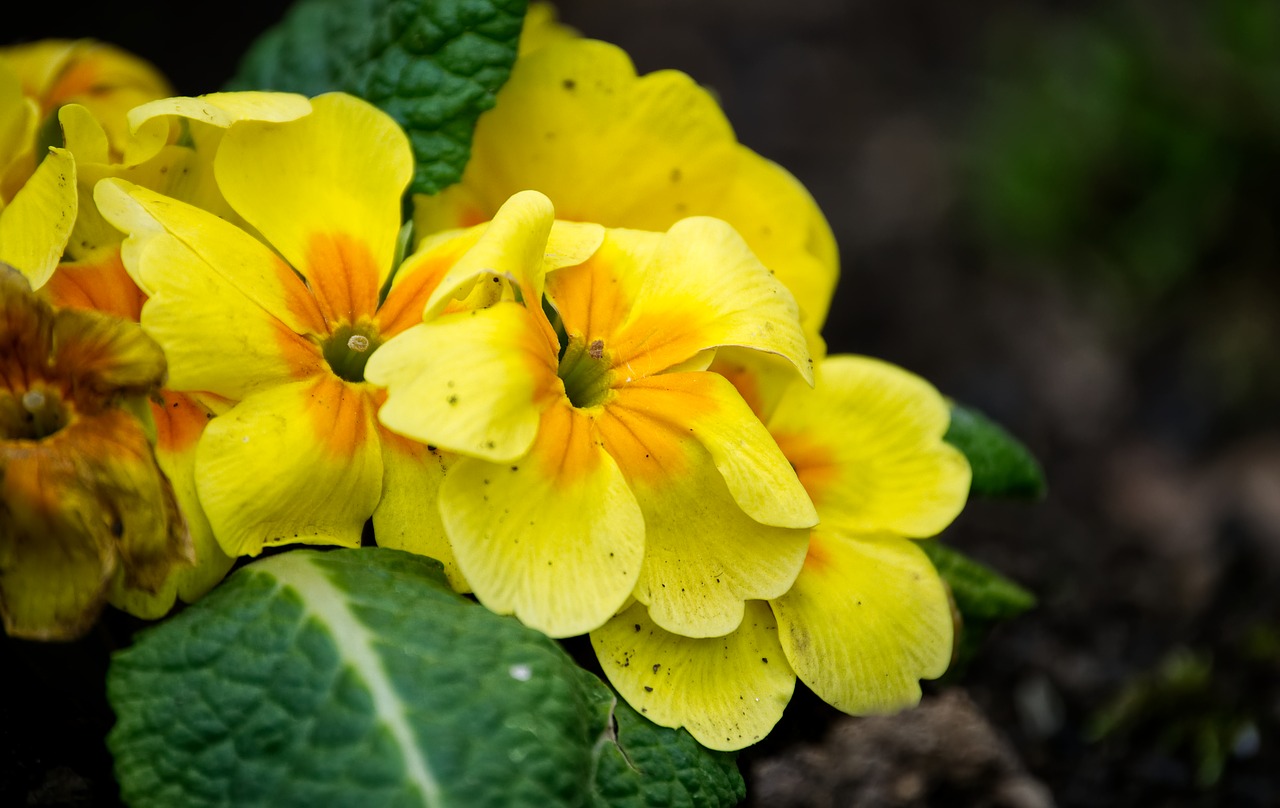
[107,548,742,807]
[944,403,1046,499]
[919,540,1035,624]
[581,671,744,808]
[227,0,527,196]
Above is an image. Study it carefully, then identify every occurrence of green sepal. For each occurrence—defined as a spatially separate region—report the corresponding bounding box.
[945,402,1046,499]
[107,547,742,807]
[227,0,528,196]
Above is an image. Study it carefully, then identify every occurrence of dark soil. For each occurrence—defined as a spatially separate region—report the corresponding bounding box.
[6,1,1280,806]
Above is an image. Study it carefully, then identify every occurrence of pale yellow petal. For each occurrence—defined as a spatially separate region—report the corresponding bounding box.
[599,403,809,638]
[591,601,795,751]
[772,531,953,714]
[0,147,75,288]
[441,401,643,637]
[372,433,468,592]
[369,303,555,463]
[195,377,383,557]
[769,355,971,537]
[215,92,409,299]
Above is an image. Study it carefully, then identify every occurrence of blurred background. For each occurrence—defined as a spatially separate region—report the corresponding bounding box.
[6,0,1280,805]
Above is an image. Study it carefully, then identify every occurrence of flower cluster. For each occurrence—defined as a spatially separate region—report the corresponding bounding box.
[3,16,970,750]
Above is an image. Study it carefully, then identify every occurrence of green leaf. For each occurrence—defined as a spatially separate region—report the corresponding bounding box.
[107,548,742,808]
[582,673,744,808]
[227,0,527,196]
[944,402,1046,499]
[921,541,1035,674]
[919,540,1035,625]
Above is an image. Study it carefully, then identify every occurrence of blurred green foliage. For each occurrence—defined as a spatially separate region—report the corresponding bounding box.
[969,0,1280,302]
[1089,625,1280,788]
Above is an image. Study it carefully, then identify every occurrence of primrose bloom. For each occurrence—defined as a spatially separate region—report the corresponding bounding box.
[32,93,315,614]
[414,38,839,330]
[368,190,818,639]
[96,92,454,559]
[0,40,169,202]
[591,356,972,749]
[0,265,192,640]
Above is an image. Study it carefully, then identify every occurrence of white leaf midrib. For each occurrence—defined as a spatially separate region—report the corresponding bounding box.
[266,555,442,807]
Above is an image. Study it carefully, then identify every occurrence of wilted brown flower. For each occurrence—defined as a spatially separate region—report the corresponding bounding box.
[0,263,191,640]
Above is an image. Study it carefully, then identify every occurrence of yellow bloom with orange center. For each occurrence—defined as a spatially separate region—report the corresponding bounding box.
[591,355,972,750]
[0,39,170,195]
[38,92,313,615]
[413,37,839,331]
[0,264,192,640]
[95,92,463,560]
[368,190,818,639]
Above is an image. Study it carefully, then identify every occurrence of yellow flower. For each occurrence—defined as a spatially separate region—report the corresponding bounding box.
[518,2,578,55]
[590,356,972,750]
[368,190,818,639]
[95,92,466,561]
[0,264,192,640]
[34,92,314,614]
[0,39,170,182]
[413,38,839,330]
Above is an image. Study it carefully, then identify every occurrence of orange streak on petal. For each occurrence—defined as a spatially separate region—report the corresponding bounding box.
[609,305,708,380]
[303,232,382,329]
[44,251,146,322]
[376,253,457,338]
[458,207,488,228]
[265,257,328,379]
[529,399,603,484]
[546,256,631,342]
[800,531,830,574]
[772,430,839,508]
[596,388,694,486]
[303,374,376,460]
[150,390,213,455]
[709,357,766,421]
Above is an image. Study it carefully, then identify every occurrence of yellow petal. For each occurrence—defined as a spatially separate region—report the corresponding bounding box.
[518,2,579,56]
[369,302,555,462]
[551,220,812,384]
[127,91,312,133]
[413,37,838,331]
[704,147,840,329]
[599,403,810,638]
[613,372,815,529]
[0,146,75,288]
[591,600,795,751]
[42,247,145,321]
[58,102,109,164]
[421,190,603,321]
[372,433,469,592]
[96,179,328,398]
[440,400,644,637]
[195,376,383,557]
[414,39,739,235]
[215,92,410,308]
[771,531,953,714]
[769,355,971,537]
